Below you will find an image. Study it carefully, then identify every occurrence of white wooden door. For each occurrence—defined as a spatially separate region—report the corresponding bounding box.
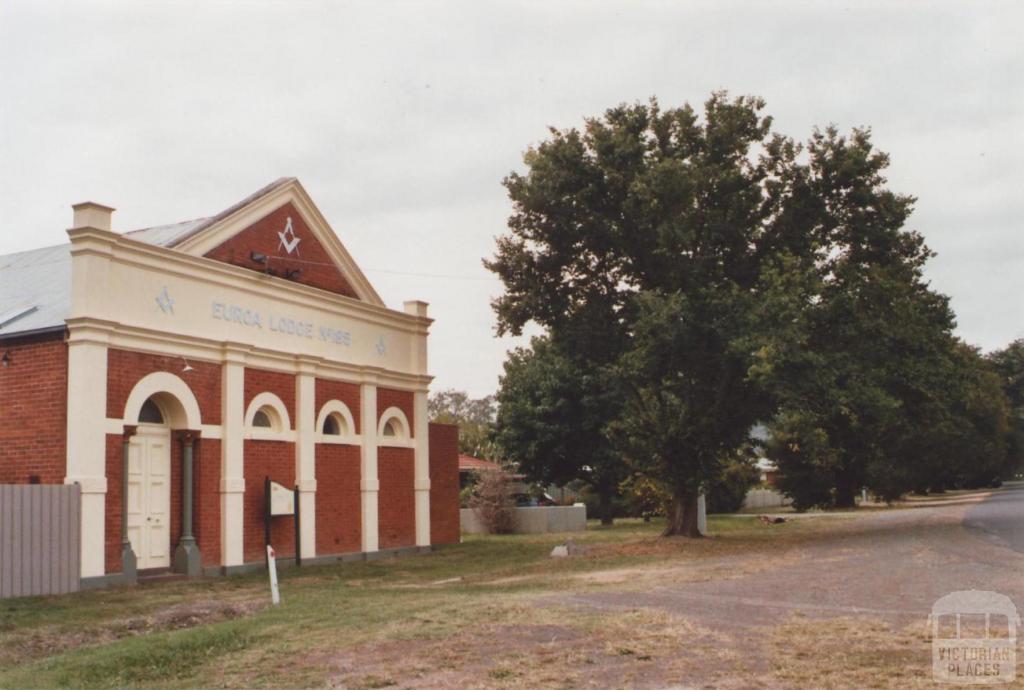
[126,425,171,569]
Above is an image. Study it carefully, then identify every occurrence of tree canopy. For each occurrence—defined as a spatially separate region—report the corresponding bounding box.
[488,91,1012,533]
[492,336,625,523]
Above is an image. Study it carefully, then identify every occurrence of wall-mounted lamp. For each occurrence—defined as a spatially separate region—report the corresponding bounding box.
[1,351,9,368]
[180,356,194,373]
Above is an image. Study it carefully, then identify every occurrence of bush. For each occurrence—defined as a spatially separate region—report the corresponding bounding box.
[467,470,516,534]
[707,458,761,514]
[618,474,668,519]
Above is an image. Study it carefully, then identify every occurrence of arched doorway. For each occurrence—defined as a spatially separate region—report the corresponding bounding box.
[127,397,172,569]
[121,372,204,575]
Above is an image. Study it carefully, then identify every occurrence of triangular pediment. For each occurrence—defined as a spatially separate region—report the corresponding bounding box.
[169,179,383,305]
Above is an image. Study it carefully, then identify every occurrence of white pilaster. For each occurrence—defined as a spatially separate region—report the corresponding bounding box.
[65,334,109,578]
[295,359,317,559]
[360,382,379,553]
[66,224,115,579]
[413,390,431,546]
[220,349,246,567]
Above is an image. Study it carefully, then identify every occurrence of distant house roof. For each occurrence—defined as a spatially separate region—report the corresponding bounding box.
[458,455,503,473]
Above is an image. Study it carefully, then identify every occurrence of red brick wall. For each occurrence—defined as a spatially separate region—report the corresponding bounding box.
[0,334,68,484]
[195,438,222,567]
[377,446,415,549]
[315,443,361,554]
[377,388,414,438]
[244,368,295,424]
[243,440,296,562]
[107,349,222,425]
[429,423,460,545]
[104,434,124,573]
[315,378,361,434]
[204,202,360,299]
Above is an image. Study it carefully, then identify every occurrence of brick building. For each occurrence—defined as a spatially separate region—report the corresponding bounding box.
[0,178,460,588]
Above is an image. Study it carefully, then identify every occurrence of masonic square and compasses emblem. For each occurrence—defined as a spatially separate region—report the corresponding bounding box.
[277,217,301,255]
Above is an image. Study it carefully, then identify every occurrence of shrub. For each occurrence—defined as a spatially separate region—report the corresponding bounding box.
[467,470,516,534]
[707,457,761,514]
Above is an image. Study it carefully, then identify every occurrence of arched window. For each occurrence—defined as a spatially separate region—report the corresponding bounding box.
[315,400,357,443]
[244,392,292,439]
[252,408,273,428]
[377,406,411,446]
[322,413,346,436]
[138,397,165,424]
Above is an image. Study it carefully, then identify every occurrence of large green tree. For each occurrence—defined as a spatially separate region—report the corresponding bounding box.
[488,93,814,535]
[492,336,625,524]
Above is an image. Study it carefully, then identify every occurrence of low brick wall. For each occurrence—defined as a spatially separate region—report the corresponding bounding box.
[460,505,587,534]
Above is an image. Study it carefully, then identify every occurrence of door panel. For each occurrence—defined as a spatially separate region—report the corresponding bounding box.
[127,427,172,569]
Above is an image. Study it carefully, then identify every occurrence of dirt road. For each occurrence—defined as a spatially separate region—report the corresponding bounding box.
[529,487,1024,688]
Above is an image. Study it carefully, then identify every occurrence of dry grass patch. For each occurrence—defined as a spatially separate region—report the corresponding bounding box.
[767,615,960,689]
[326,602,755,689]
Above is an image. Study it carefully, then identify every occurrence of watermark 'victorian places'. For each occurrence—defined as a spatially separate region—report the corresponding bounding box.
[931,590,1020,685]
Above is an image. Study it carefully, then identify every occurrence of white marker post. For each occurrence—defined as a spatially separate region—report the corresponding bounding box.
[267,545,281,605]
[697,493,707,536]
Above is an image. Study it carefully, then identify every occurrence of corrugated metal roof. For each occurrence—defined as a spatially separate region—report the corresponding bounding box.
[124,218,210,247]
[0,243,71,337]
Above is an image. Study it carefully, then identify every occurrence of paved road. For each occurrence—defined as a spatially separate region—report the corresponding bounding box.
[964,481,1024,554]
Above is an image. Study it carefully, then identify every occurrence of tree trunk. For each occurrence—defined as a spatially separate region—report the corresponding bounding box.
[663,487,701,537]
[598,487,614,526]
[835,470,857,508]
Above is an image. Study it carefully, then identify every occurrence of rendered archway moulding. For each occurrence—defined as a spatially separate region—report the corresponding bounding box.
[377,406,414,448]
[315,399,359,443]
[244,391,292,436]
[122,371,203,429]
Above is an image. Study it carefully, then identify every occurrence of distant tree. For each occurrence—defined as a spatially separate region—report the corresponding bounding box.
[989,339,1024,475]
[493,336,625,524]
[428,389,499,459]
[755,126,964,508]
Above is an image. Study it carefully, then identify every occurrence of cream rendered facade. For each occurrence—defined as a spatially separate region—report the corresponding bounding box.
[62,180,434,579]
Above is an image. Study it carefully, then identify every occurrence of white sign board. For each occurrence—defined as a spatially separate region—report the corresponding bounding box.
[269,481,295,516]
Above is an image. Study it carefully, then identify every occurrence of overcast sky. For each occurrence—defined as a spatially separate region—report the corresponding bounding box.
[1,1,1021,397]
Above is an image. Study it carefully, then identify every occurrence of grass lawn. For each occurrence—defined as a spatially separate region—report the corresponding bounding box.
[0,514,880,689]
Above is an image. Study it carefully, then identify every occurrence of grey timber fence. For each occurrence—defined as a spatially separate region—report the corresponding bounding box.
[0,484,81,598]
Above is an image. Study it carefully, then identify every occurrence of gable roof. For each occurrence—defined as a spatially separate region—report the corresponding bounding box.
[0,178,384,339]
[123,177,295,250]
